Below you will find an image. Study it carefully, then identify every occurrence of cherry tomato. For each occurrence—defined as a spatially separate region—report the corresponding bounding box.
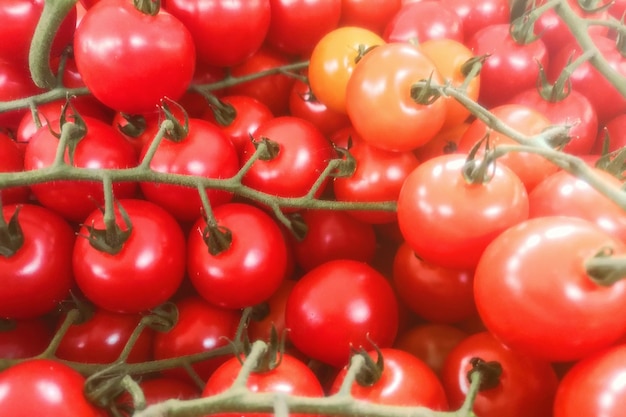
[139,118,239,222]
[0,61,43,131]
[339,0,401,34]
[308,26,385,114]
[74,0,196,114]
[0,359,102,416]
[24,116,138,223]
[164,0,270,67]
[0,204,74,319]
[441,332,559,417]
[115,377,200,416]
[440,0,510,40]
[413,123,470,162]
[265,0,342,57]
[383,1,464,44]
[330,348,449,410]
[474,216,626,362]
[247,279,297,343]
[392,242,476,323]
[285,259,399,367]
[0,133,29,204]
[0,318,53,359]
[346,42,446,152]
[187,203,288,309]
[73,199,186,314]
[554,343,626,417]
[397,153,529,270]
[152,296,241,383]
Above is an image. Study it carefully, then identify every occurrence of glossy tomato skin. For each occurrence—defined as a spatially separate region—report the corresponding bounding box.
[392,242,476,324]
[266,0,342,57]
[73,199,186,314]
[441,332,558,417]
[0,359,101,416]
[24,116,138,223]
[474,217,626,362]
[139,118,239,222]
[187,203,288,309]
[457,104,557,191]
[467,24,548,109]
[0,61,43,131]
[308,26,385,115]
[285,259,399,368]
[346,42,446,152]
[203,353,324,417]
[290,209,377,272]
[529,169,626,243]
[0,0,76,68]
[0,133,29,204]
[0,318,53,359]
[164,0,270,67]
[383,1,464,43]
[330,348,448,410]
[394,324,468,378]
[333,131,420,224]
[242,116,334,201]
[153,296,240,383]
[0,204,74,319]
[55,309,154,364]
[339,0,401,34]
[440,0,510,40]
[397,154,529,270]
[74,0,196,114]
[508,87,598,155]
[554,344,626,417]
[247,279,296,343]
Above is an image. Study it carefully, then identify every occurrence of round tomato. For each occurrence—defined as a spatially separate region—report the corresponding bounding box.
[0,318,52,359]
[346,42,446,152]
[73,199,186,314]
[308,26,385,114]
[74,0,196,114]
[246,279,297,343]
[383,1,464,43]
[474,216,626,362]
[440,0,510,39]
[0,133,28,204]
[0,204,74,319]
[397,153,529,270]
[0,61,42,131]
[285,259,399,367]
[339,0,401,34]
[0,359,101,416]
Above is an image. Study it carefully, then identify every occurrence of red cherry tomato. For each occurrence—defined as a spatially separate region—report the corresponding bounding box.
[0,133,29,204]
[339,0,401,34]
[0,318,53,359]
[383,1,464,44]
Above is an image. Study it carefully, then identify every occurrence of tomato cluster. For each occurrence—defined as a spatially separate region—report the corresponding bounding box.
[3,0,626,416]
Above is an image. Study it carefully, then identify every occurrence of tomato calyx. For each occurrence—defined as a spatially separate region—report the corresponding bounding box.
[354,44,380,64]
[117,114,148,138]
[286,212,308,241]
[208,98,237,127]
[81,202,133,255]
[201,220,233,256]
[467,357,503,391]
[85,364,140,409]
[537,61,572,102]
[239,326,286,373]
[331,145,358,178]
[585,246,626,286]
[462,135,496,184]
[250,301,271,322]
[410,74,442,106]
[160,100,189,142]
[460,54,489,79]
[133,0,161,16]
[0,205,24,258]
[145,302,179,332]
[351,345,384,387]
[253,137,281,161]
[509,6,543,45]
[47,100,88,166]
[594,132,626,179]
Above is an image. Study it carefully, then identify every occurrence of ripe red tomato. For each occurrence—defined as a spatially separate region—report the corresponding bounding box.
[139,118,239,222]
[289,209,377,271]
[0,359,102,416]
[246,279,296,343]
[203,352,324,417]
[152,296,240,383]
[308,26,385,114]
[339,0,401,34]
[467,23,548,108]
[55,308,154,364]
[392,242,476,324]
[265,0,342,56]
[554,343,626,417]
[474,216,626,362]
[242,116,334,201]
[0,318,52,359]
[115,377,200,416]
[529,168,626,243]
[397,153,529,270]
[440,0,510,40]
[74,0,196,114]
[330,348,449,410]
[346,42,446,152]
[164,0,270,67]
[187,203,288,309]
[394,324,468,378]
[0,204,74,319]
[383,1,464,43]
[0,133,29,204]
[457,104,558,191]
[413,123,469,162]
[0,61,43,131]
[73,199,186,314]
[24,116,138,223]
[441,331,559,417]
[285,259,399,367]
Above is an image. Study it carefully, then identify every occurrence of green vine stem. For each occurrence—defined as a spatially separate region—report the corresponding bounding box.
[29,0,78,89]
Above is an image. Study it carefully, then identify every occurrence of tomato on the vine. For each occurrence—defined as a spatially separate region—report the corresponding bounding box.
[0,318,53,359]
[74,0,196,114]
[0,133,29,204]
[339,0,401,34]
[383,1,464,44]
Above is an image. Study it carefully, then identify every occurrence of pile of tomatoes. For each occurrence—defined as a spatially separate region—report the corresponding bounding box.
[3,0,626,416]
